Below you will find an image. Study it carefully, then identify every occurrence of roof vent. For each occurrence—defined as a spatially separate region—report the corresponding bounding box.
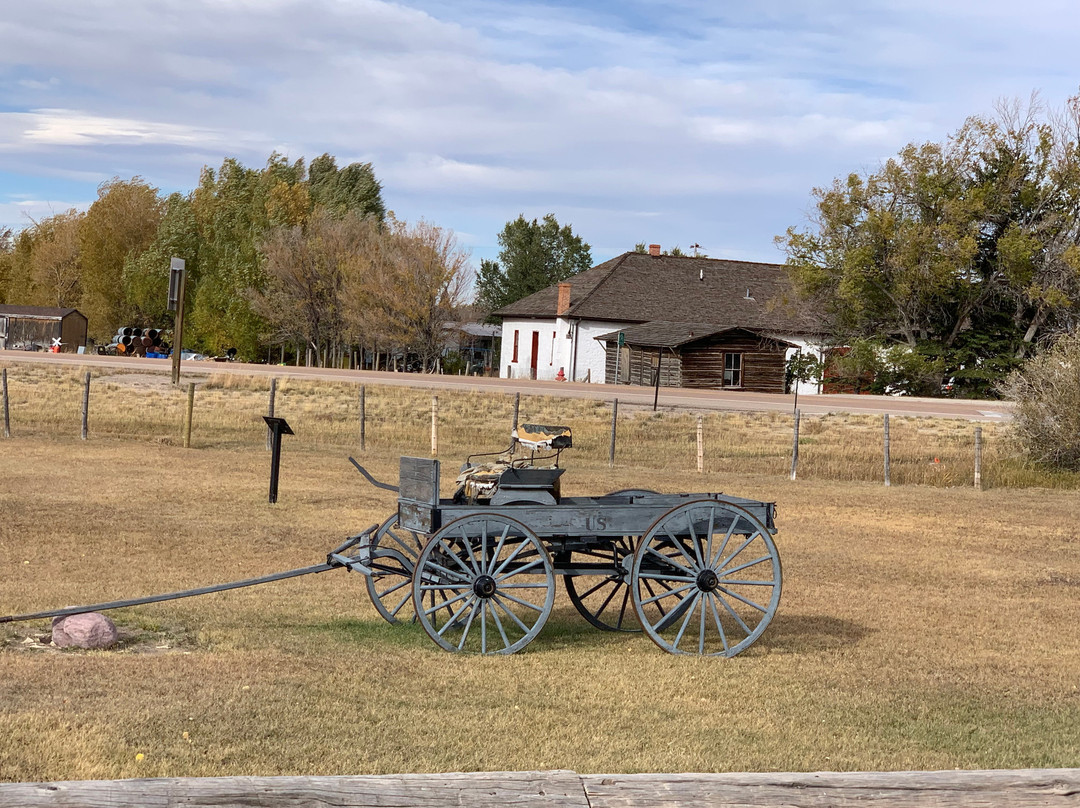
[699,268,704,281]
[744,289,755,301]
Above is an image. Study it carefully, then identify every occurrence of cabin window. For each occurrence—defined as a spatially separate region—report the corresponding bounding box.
[512,330,519,362]
[723,353,742,387]
[550,331,556,364]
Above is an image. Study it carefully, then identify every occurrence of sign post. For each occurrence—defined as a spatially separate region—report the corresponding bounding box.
[613,331,625,384]
[263,416,294,504]
[168,257,186,386]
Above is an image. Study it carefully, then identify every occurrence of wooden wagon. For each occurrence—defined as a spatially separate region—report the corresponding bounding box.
[341,424,782,657]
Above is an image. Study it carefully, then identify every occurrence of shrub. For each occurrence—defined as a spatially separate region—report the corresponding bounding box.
[999,334,1080,470]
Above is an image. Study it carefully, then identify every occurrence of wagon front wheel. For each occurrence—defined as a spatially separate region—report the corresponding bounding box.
[631,500,781,657]
[412,514,555,655]
[364,515,424,624]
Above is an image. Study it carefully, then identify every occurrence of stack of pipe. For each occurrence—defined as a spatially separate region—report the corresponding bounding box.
[110,328,168,357]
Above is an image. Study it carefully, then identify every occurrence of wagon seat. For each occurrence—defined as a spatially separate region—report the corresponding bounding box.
[453,424,572,506]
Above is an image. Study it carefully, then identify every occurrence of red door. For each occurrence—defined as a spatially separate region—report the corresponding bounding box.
[530,331,540,379]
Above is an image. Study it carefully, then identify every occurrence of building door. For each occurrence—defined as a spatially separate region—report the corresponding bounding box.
[530,331,540,379]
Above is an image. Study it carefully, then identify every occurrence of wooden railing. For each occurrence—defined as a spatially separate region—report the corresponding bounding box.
[2,768,1079,806]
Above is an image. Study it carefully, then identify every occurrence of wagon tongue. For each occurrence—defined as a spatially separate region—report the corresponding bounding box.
[1,525,380,625]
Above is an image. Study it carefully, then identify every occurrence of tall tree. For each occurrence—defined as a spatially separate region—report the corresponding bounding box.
[188,155,299,356]
[189,152,386,358]
[346,217,470,371]
[30,211,84,308]
[122,193,201,328]
[475,214,591,315]
[308,153,385,221]
[0,226,13,304]
[778,93,1080,397]
[78,178,164,339]
[253,210,375,363]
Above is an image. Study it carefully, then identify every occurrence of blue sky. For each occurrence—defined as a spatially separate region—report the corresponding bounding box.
[1,0,1078,271]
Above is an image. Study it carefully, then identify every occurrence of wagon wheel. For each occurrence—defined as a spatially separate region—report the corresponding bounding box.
[560,536,641,632]
[364,515,424,624]
[412,514,555,655]
[630,500,781,657]
[560,490,657,632]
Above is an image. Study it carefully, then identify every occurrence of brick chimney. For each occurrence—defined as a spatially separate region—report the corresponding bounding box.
[648,244,661,256]
[556,282,572,316]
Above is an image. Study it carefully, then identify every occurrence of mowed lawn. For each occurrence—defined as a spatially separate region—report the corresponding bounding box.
[1,367,1080,781]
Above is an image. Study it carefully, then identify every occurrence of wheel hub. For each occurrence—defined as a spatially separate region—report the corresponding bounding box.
[473,574,497,599]
[696,569,719,592]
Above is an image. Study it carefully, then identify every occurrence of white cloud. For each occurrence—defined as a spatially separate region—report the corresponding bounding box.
[13,110,222,148]
[1,0,1078,261]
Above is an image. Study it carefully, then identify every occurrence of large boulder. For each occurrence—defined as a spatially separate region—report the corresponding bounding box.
[52,613,119,650]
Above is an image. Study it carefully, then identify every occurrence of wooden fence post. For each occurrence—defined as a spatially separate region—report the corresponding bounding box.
[511,392,520,446]
[609,398,618,467]
[81,371,91,440]
[975,425,983,491]
[696,414,704,473]
[789,408,800,481]
[359,385,366,451]
[266,377,277,451]
[883,413,891,487]
[431,395,438,457]
[184,383,195,449]
[2,368,10,438]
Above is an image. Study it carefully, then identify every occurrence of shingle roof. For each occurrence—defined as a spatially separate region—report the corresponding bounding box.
[594,322,798,349]
[594,322,730,348]
[0,305,83,319]
[495,252,820,334]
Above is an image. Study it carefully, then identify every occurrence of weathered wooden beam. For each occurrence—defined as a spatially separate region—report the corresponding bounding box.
[0,771,590,807]
[581,769,1080,807]
[4,769,1080,807]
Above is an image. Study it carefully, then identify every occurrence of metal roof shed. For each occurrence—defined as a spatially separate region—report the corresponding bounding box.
[0,306,88,352]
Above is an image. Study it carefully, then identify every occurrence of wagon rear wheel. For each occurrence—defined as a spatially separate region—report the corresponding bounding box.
[560,535,641,632]
[412,514,555,655]
[631,500,781,657]
[364,515,424,624]
[558,488,658,632]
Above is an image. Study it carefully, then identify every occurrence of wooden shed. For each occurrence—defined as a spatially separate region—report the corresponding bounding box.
[598,322,794,393]
[0,306,88,352]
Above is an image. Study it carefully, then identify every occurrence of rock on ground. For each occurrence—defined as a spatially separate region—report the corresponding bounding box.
[52,613,119,649]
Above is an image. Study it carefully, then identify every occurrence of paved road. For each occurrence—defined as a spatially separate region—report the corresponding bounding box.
[0,350,1012,421]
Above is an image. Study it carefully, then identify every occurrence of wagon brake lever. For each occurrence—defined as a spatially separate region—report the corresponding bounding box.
[348,457,399,493]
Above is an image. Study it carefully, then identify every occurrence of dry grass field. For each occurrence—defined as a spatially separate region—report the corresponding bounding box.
[2,362,1080,781]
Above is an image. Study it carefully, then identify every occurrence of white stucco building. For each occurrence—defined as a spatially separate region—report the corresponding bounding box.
[495,247,827,394]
